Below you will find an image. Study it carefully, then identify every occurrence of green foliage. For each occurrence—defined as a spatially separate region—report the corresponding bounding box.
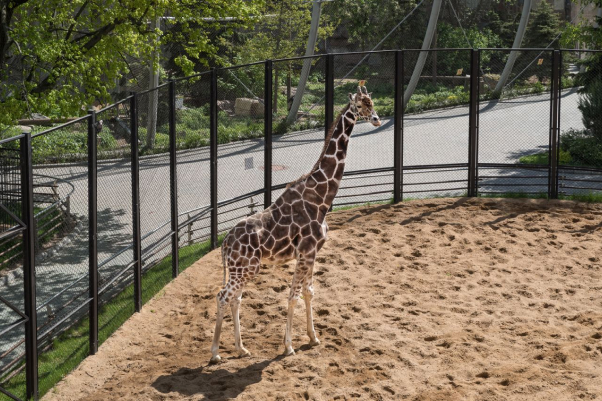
[578,79,602,141]
[518,149,572,165]
[0,0,262,125]
[561,129,602,167]
[29,128,117,163]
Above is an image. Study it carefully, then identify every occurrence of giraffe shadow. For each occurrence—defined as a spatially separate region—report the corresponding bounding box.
[151,355,285,399]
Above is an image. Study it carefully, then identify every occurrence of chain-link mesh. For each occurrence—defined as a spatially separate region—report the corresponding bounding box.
[28,119,90,395]
[175,74,213,268]
[136,85,174,304]
[0,137,27,401]
[216,64,265,235]
[94,101,136,347]
[403,49,471,198]
[558,50,602,197]
[478,49,553,196]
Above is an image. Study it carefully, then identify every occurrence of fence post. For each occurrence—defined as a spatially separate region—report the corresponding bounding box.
[169,80,180,277]
[210,68,218,250]
[325,54,334,137]
[549,50,561,199]
[130,93,142,312]
[87,109,98,355]
[21,132,38,400]
[394,50,403,204]
[468,49,480,197]
[264,60,273,208]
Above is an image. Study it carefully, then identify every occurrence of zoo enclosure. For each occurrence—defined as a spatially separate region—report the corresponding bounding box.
[1,47,601,400]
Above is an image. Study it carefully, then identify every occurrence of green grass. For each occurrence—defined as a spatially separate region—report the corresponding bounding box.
[518,149,572,165]
[1,235,224,400]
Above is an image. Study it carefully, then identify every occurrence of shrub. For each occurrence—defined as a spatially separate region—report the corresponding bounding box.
[578,79,602,142]
[560,129,602,168]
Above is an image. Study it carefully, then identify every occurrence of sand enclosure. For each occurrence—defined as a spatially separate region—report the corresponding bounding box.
[43,198,602,401]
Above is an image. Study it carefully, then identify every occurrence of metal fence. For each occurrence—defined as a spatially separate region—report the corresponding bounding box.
[1,47,601,400]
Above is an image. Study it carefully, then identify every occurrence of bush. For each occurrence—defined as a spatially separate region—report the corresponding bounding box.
[578,79,602,142]
[560,129,602,168]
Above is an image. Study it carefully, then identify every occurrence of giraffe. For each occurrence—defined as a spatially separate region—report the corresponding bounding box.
[210,85,381,363]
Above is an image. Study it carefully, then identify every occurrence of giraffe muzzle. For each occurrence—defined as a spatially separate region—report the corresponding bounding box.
[370,111,381,127]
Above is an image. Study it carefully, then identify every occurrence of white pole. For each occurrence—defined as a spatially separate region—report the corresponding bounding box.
[286,0,322,125]
[403,0,443,108]
[492,0,533,97]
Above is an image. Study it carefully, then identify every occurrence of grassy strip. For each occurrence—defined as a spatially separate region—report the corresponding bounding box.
[1,235,224,400]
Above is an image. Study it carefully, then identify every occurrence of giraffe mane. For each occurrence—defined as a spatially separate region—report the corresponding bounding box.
[285,103,351,189]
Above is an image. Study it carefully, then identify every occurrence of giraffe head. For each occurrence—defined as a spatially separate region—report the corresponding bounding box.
[349,85,381,127]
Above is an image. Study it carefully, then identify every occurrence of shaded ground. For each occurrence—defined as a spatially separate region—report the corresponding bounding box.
[42,198,602,401]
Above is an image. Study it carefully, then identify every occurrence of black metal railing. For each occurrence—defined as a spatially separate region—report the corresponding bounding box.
[1,47,601,400]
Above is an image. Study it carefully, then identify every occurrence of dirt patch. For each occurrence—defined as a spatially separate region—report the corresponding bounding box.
[42,198,602,400]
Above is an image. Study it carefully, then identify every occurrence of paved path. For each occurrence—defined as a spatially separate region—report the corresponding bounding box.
[1,88,599,367]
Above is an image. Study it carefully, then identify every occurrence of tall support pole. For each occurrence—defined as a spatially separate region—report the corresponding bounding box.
[146,16,161,148]
[264,60,273,208]
[492,0,533,96]
[325,54,334,137]
[549,50,561,199]
[394,51,403,204]
[286,0,323,124]
[130,93,142,312]
[210,68,218,250]
[169,80,179,277]
[87,109,98,356]
[21,132,38,400]
[468,49,480,197]
[403,0,443,108]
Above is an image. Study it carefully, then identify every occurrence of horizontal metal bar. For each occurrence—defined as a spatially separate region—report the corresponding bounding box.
[559,185,602,191]
[220,60,267,70]
[403,187,468,194]
[0,203,26,228]
[0,384,22,401]
[478,191,546,195]
[559,178,602,184]
[136,81,171,96]
[0,226,25,242]
[141,230,174,260]
[0,317,28,338]
[343,167,395,177]
[404,163,469,170]
[31,115,90,138]
[0,294,28,320]
[479,175,547,179]
[332,198,392,208]
[558,166,602,174]
[99,260,136,295]
[218,213,248,226]
[480,48,555,51]
[144,238,172,261]
[171,70,212,83]
[403,179,467,186]
[479,183,548,187]
[96,96,133,114]
[37,297,92,341]
[217,188,265,209]
[0,135,26,146]
[479,163,548,169]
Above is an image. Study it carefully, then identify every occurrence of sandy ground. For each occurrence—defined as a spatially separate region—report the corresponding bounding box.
[42,198,602,401]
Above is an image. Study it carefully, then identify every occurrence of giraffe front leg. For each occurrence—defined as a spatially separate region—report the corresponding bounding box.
[284,267,304,356]
[303,276,320,346]
[231,292,251,357]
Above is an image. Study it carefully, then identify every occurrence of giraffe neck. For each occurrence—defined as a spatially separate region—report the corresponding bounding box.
[309,106,357,206]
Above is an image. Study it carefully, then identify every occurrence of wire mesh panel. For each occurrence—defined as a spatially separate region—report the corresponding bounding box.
[0,137,27,400]
[175,74,213,264]
[558,50,602,197]
[27,118,91,395]
[403,49,471,198]
[216,64,265,232]
[329,52,396,206]
[137,85,174,303]
[94,100,136,346]
[478,49,553,196]
[271,57,326,202]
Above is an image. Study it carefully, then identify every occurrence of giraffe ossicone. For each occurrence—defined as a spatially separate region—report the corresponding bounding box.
[210,85,381,363]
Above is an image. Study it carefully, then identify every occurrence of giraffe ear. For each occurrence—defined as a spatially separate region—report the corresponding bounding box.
[357,86,362,97]
[368,92,372,97]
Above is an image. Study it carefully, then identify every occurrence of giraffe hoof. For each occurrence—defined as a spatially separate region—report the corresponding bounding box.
[309,338,321,346]
[237,348,251,357]
[209,355,222,364]
[284,346,295,356]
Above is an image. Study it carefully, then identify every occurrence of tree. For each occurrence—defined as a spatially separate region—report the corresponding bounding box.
[0,0,262,125]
